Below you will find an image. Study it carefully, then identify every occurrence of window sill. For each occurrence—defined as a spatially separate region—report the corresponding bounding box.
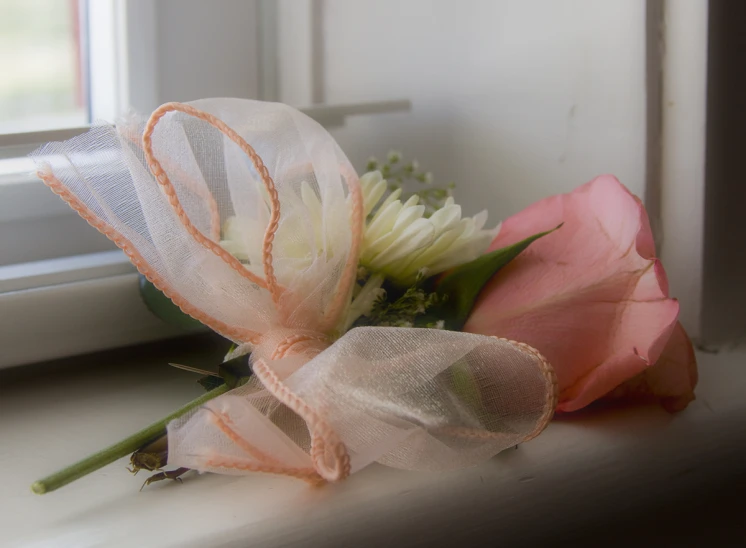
[0,260,191,369]
[2,341,745,547]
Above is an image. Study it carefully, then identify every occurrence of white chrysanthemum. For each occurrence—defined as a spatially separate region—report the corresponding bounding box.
[219,171,499,288]
[359,171,500,285]
[219,179,346,277]
[219,216,257,261]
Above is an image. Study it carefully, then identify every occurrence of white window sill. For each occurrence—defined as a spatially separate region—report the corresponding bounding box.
[1,341,745,547]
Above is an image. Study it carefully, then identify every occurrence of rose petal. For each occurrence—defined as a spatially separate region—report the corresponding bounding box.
[464,175,685,412]
[604,322,698,412]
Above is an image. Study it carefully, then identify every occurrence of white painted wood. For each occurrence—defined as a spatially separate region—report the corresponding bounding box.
[0,250,133,293]
[87,0,125,122]
[2,345,744,546]
[0,273,189,369]
[310,0,326,104]
[0,127,92,159]
[700,1,746,345]
[152,0,260,104]
[0,176,81,222]
[0,198,115,267]
[323,0,648,221]
[301,99,411,128]
[659,0,709,339]
[257,0,280,102]
[277,0,314,106]
[121,0,160,115]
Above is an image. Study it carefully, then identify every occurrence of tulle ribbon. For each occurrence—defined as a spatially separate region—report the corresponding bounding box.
[33,99,558,483]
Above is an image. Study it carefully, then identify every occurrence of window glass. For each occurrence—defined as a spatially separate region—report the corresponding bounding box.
[0,0,88,134]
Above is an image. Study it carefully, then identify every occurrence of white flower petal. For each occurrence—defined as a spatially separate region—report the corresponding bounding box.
[427,232,491,273]
[362,230,399,260]
[402,195,420,208]
[427,203,461,236]
[365,200,404,243]
[219,239,250,261]
[222,216,246,242]
[376,188,403,213]
[458,217,477,240]
[396,222,466,280]
[301,181,323,223]
[368,218,434,270]
[391,204,426,233]
[359,171,388,217]
[472,209,489,231]
[220,171,500,289]
[343,273,385,331]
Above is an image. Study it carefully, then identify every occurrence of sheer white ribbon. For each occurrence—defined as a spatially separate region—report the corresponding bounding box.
[32,99,557,483]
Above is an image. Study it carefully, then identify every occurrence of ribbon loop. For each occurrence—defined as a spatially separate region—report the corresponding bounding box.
[31,98,557,485]
[166,327,556,480]
[252,357,351,482]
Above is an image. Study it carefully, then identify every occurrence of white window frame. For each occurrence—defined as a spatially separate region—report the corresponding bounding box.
[0,0,714,369]
[657,0,708,341]
[0,0,410,368]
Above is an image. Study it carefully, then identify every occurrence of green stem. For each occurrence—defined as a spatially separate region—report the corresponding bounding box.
[32,383,229,495]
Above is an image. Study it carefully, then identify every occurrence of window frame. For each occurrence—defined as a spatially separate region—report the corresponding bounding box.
[0,0,714,368]
[0,0,410,368]
[658,0,709,342]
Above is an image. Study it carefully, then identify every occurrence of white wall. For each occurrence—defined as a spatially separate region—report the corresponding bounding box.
[153,0,259,107]
[312,0,646,221]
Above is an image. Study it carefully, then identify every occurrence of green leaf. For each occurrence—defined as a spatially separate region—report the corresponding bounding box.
[197,375,225,391]
[138,274,205,329]
[434,225,561,330]
[195,350,253,391]
[218,353,252,389]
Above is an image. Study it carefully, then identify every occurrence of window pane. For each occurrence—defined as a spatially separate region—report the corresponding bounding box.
[0,0,87,134]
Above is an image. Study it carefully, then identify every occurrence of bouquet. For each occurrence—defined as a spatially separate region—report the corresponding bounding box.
[29,99,697,494]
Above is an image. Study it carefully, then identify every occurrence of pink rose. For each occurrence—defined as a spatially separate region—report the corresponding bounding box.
[463,175,697,412]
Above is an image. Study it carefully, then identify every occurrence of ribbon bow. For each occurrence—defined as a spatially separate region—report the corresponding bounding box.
[34,99,557,484]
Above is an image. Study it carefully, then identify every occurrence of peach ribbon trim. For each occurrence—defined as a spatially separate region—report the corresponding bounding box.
[36,102,558,483]
[38,102,364,482]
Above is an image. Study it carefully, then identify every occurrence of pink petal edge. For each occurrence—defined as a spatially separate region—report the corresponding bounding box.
[604,321,698,412]
[464,175,695,412]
